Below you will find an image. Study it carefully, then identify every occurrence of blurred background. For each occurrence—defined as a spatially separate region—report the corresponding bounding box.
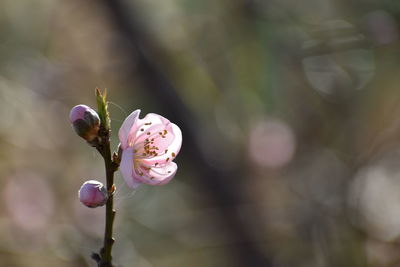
[2,0,400,266]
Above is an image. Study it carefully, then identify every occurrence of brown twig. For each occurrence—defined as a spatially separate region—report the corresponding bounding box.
[90,90,119,267]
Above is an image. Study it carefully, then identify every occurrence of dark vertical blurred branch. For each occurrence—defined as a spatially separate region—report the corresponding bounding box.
[91,0,272,266]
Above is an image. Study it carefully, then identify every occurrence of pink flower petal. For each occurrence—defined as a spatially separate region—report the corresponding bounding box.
[134,123,168,147]
[150,123,175,151]
[120,147,141,188]
[141,113,167,127]
[149,162,178,185]
[133,113,171,144]
[168,123,182,156]
[69,105,86,122]
[135,162,178,186]
[139,123,182,164]
[118,110,141,149]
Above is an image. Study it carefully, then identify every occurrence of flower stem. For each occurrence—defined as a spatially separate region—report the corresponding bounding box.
[90,88,119,267]
[102,138,116,266]
[92,130,119,267]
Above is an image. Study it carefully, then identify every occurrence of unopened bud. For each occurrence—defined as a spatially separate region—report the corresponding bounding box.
[69,105,100,141]
[78,180,108,208]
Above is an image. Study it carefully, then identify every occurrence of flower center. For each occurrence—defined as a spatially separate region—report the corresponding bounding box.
[130,128,175,178]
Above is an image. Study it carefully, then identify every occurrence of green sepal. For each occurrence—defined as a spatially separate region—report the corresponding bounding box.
[95,88,110,131]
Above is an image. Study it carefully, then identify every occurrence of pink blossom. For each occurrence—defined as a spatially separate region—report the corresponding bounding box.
[79,180,108,208]
[118,110,182,188]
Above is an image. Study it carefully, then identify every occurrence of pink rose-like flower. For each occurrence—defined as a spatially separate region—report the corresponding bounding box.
[79,180,108,208]
[118,110,182,188]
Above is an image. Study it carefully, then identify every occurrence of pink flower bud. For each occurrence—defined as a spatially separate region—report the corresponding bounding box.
[69,105,100,141]
[78,180,108,208]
